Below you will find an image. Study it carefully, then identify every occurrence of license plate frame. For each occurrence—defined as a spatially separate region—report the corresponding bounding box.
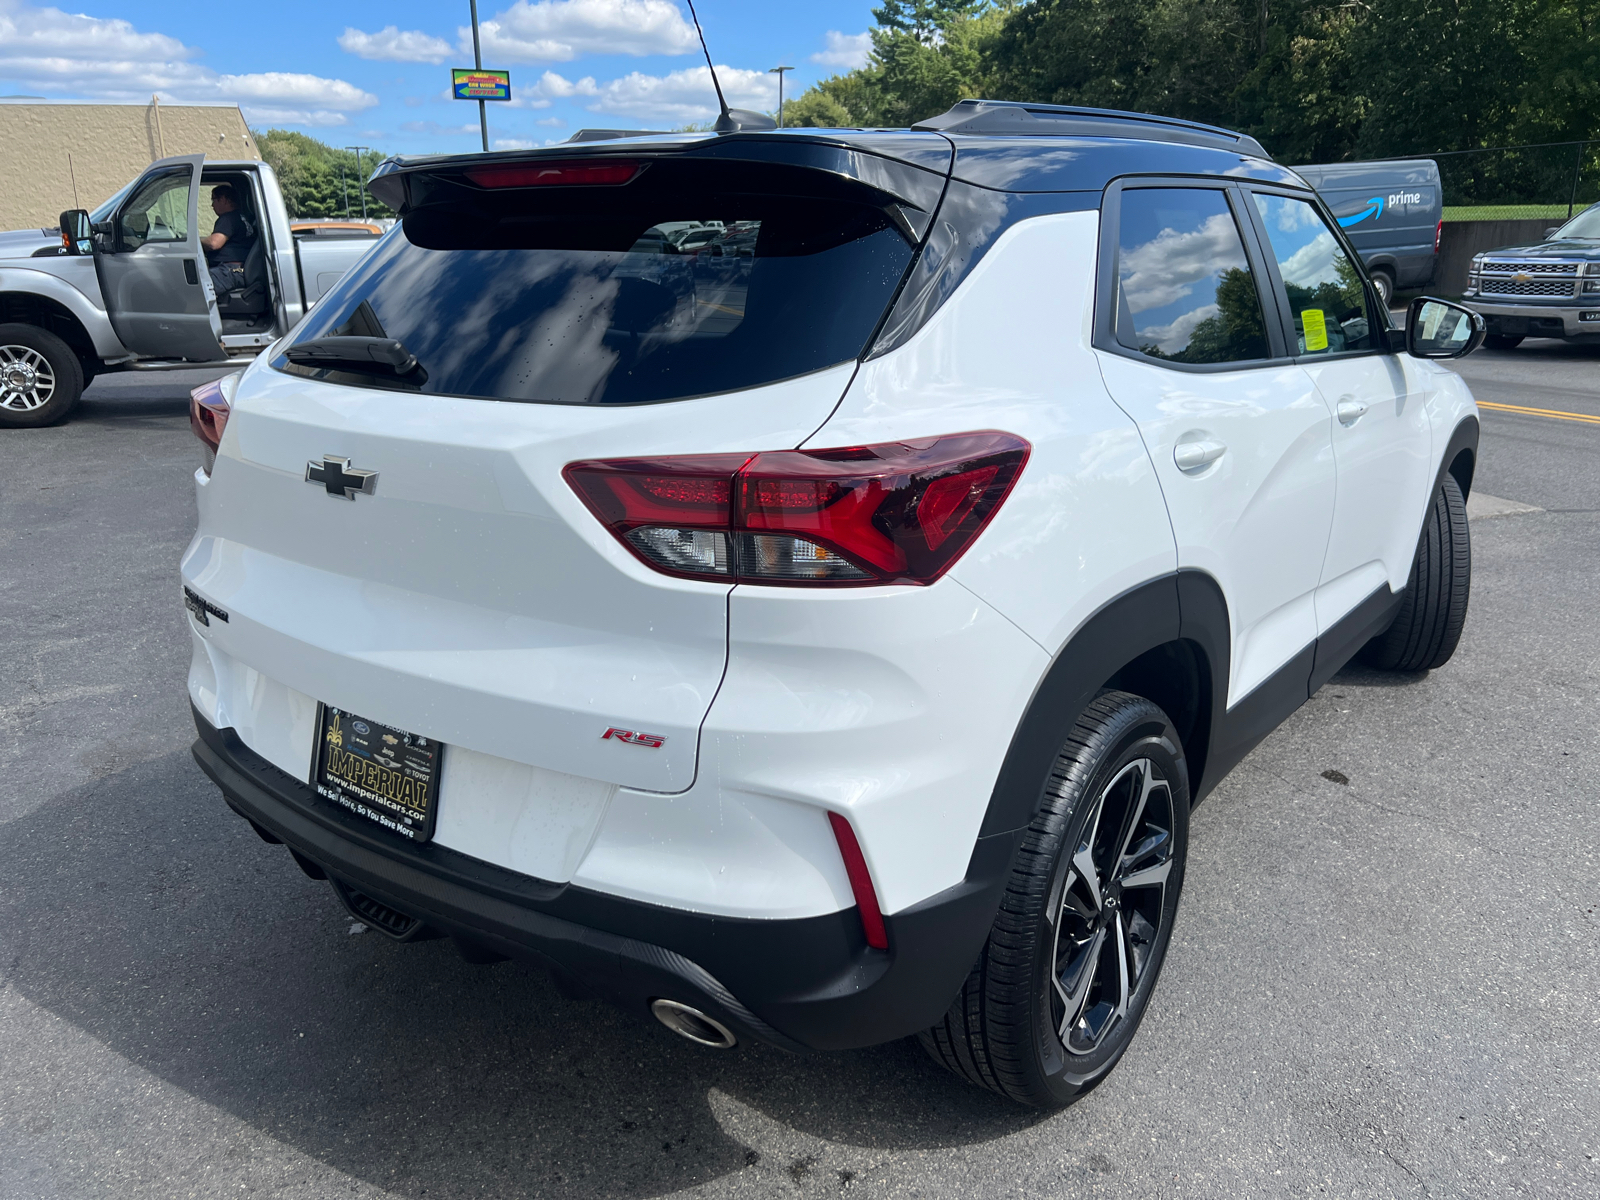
[312,704,443,842]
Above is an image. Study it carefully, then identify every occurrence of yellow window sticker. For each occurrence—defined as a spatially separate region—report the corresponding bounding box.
[1302,308,1329,352]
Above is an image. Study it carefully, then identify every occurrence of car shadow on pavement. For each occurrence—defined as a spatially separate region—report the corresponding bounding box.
[1327,662,1431,689]
[0,749,1044,1199]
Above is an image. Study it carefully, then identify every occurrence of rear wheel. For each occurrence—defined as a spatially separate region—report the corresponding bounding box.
[1370,269,1394,308]
[919,691,1189,1108]
[0,324,84,428]
[1361,474,1470,671]
[1484,334,1524,351]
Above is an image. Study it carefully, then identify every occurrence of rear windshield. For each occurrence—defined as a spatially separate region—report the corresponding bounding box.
[274,169,915,405]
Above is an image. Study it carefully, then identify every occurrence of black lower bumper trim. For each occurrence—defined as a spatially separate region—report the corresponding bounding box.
[190,707,1015,1051]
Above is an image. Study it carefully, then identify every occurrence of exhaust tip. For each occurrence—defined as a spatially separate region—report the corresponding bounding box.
[651,998,737,1049]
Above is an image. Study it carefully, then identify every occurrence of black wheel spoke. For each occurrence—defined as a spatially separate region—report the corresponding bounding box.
[1052,754,1178,1058]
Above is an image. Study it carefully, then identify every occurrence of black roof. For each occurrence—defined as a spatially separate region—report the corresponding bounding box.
[367,101,1303,215]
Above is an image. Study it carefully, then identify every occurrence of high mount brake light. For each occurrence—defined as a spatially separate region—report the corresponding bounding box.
[189,378,230,476]
[563,432,1030,587]
[464,160,643,189]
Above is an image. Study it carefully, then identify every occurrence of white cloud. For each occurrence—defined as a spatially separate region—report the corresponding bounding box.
[0,0,376,126]
[811,30,871,70]
[1119,212,1249,314]
[1137,304,1219,354]
[535,116,565,126]
[399,120,482,136]
[585,65,776,122]
[338,26,453,64]
[532,70,600,99]
[1277,231,1341,289]
[472,0,698,63]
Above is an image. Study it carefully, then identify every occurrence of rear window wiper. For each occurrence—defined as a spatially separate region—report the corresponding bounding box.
[285,336,428,383]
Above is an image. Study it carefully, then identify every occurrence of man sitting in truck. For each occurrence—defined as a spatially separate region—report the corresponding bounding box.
[201,184,255,296]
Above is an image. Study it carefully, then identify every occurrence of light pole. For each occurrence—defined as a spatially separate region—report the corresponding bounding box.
[769,65,793,128]
[344,146,370,221]
[469,0,488,151]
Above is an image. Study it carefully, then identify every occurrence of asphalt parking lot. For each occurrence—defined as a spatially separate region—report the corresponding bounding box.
[1,343,1596,1199]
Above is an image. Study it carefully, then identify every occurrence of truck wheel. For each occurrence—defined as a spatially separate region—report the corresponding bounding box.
[0,325,84,428]
[919,691,1189,1108]
[1370,270,1394,307]
[1360,475,1470,672]
[1484,334,1523,351]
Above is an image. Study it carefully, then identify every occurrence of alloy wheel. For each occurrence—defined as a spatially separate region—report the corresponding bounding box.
[0,345,56,412]
[1051,757,1176,1057]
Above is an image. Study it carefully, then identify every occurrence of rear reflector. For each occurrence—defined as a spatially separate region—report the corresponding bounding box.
[464,160,643,189]
[828,812,888,951]
[564,431,1029,587]
[189,377,230,476]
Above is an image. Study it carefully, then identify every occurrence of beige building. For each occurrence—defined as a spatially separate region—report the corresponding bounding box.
[0,98,260,231]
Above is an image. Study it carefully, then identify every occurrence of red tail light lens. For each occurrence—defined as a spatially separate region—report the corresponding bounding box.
[564,431,1029,586]
[465,160,642,189]
[189,377,231,475]
[828,812,888,951]
[1435,219,1443,255]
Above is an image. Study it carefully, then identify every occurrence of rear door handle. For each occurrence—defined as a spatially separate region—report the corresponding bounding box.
[183,258,199,285]
[1173,439,1227,473]
[1337,398,1369,425]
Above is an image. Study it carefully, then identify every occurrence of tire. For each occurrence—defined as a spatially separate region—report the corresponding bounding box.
[0,324,84,428]
[1370,270,1394,308]
[919,691,1190,1108]
[1360,474,1471,672]
[1484,334,1523,351]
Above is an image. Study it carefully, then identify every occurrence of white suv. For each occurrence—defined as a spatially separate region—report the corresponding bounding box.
[182,100,1484,1108]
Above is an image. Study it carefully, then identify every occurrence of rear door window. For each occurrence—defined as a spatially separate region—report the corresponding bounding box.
[1113,187,1272,365]
[276,176,914,405]
[1251,194,1377,355]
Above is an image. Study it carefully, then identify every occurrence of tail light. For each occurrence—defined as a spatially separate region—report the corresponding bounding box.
[189,377,231,475]
[828,812,888,951]
[1435,219,1443,255]
[563,431,1030,587]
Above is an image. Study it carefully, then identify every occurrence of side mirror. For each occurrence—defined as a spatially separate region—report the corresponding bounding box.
[1406,297,1486,360]
[58,209,93,256]
[1543,226,1562,240]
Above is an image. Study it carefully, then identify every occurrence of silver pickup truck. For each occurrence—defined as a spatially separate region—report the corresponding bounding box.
[0,154,378,426]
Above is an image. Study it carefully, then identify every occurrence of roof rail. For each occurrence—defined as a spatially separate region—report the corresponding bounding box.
[912,99,1271,160]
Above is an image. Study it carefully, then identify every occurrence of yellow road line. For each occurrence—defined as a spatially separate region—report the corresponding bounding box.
[1478,400,1600,426]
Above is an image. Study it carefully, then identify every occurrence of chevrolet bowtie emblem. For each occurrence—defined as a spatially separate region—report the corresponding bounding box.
[305,455,378,500]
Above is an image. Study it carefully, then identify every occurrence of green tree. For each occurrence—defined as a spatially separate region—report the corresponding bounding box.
[255,129,394,220]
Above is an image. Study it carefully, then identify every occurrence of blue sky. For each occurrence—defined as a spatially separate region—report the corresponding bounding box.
[0,0,877,152]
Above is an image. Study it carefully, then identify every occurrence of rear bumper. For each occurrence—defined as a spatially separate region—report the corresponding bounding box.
[1464,300,1600,340]
[191,706,1017,1052]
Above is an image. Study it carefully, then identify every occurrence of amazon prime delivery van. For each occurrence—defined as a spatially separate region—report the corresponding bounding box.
[1291,159,1443,304]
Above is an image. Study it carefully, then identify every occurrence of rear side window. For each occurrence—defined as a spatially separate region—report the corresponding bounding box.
[1114,187,1271,365]
[1252,194,1376,354]
[275,176,914,405]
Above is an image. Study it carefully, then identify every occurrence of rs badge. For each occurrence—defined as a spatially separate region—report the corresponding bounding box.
[602,727,666,749]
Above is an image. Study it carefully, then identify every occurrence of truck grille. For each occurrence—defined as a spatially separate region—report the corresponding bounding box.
[1478,278,1577,296]
[1481,261,1580,275]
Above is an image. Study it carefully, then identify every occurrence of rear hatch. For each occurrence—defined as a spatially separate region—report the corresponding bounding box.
[185,137,947,793]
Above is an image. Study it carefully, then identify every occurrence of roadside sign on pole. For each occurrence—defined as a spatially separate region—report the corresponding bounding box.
[453,69,511,101]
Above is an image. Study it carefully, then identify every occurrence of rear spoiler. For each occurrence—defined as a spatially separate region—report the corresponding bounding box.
[365,134,954,241]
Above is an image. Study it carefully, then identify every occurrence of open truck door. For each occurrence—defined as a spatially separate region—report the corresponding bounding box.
[91,154,226,362]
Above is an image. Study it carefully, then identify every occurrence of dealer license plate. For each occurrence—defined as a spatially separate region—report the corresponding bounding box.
[313,705,442,842]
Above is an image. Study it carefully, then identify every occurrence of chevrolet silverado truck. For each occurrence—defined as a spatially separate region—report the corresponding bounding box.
[1,154,377,426]
[1464,202,1600,349]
